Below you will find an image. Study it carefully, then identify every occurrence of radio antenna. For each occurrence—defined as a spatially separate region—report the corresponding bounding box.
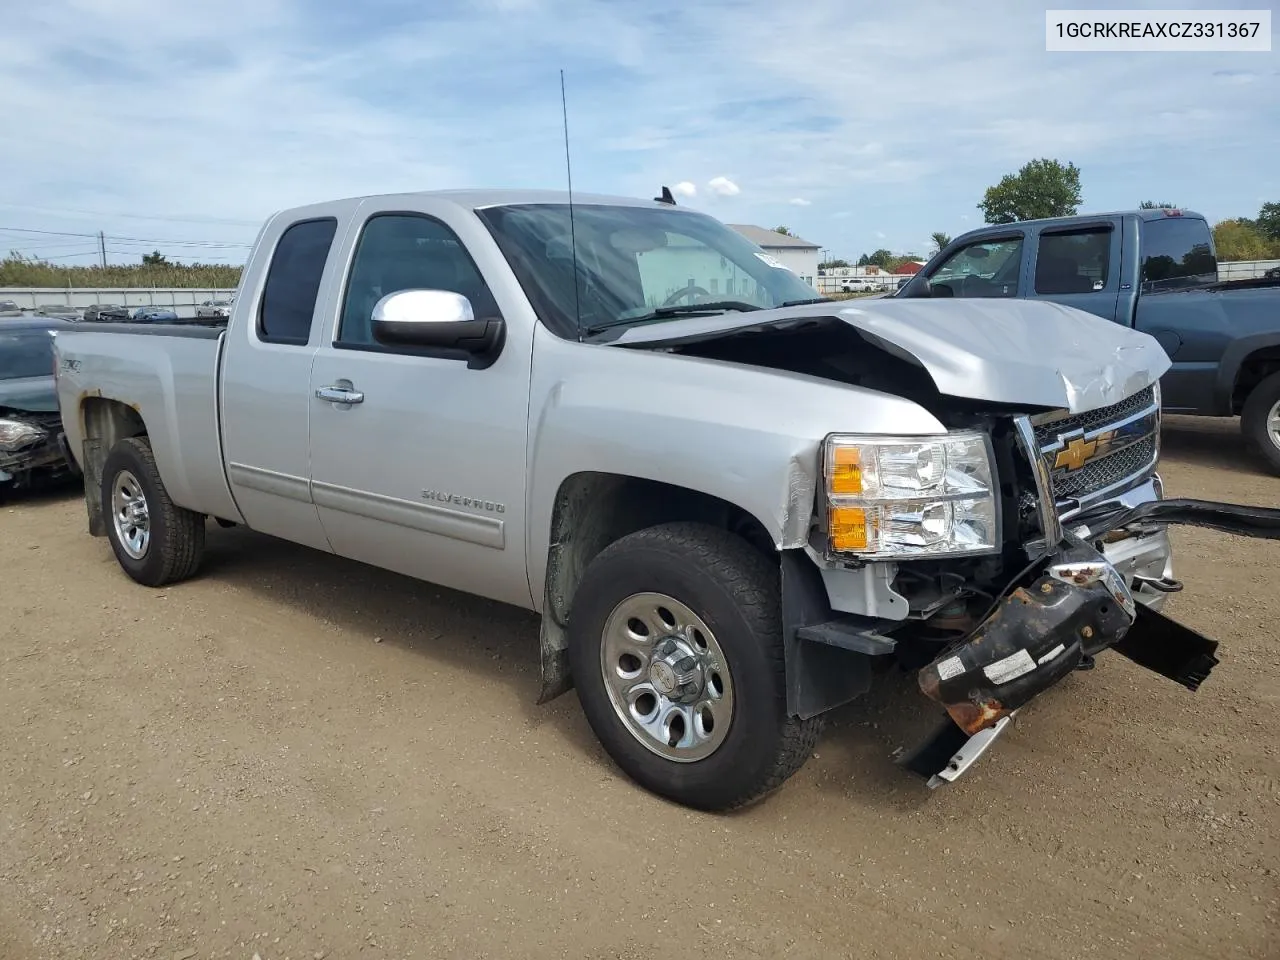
[560,69,583,341]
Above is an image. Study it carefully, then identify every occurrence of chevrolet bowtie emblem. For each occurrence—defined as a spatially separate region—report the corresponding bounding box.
[1054,429,1116,472]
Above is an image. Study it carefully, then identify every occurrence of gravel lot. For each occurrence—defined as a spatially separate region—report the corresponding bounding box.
[1,415,1276,960]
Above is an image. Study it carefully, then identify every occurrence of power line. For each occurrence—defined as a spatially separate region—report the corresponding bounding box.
[10,250,106,261]
[0,225,251,248]
[0,199,261,227]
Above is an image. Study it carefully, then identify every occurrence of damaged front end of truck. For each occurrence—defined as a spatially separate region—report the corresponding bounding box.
[612,298,1280,788]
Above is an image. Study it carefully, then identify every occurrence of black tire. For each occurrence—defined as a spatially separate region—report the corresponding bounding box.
[568,522,821,811]
[1241,371,1280,475]
[101,436,205,586]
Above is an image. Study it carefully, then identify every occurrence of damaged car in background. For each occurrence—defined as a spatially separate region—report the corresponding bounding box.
[49,188,1280,811]
[0,317,80,498]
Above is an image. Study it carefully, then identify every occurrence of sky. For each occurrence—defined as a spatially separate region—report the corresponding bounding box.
[0,0,1276,267]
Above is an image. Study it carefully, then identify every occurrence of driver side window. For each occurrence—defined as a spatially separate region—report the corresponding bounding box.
[928,237,1024,298]
[338,213,500,348]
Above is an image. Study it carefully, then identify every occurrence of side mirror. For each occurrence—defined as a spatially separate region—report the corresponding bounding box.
[898,275,932,298]
[371,289,505,366]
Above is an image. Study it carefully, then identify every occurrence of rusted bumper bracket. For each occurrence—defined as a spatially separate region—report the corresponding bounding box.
[916,545,1136,737]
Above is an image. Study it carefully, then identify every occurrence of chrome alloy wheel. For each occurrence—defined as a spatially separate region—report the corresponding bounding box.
[1267,398,1280,451]
[599,592,735,762]
[111,469,151,559]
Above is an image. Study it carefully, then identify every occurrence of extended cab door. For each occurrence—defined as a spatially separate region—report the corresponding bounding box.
[306,200,535,609]
[219,212,347,552]
[1025,218,1123,323]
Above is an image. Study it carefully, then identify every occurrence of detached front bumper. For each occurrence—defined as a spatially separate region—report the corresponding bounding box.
[904,495,1280,787]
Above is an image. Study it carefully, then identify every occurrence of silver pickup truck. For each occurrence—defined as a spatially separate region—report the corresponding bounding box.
[51,189,1279,811]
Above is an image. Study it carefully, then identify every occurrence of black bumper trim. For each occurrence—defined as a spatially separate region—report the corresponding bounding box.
[1089,497,1280,540]
[1111,603,1220,691]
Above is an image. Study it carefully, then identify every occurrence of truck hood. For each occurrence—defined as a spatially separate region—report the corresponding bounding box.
[606,297,1172,414]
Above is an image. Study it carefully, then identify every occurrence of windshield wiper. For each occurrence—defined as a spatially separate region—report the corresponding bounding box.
[584,301,761,336]
[778,297,831,307]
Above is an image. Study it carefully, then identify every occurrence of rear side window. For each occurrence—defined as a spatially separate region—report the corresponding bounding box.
[0,333,53,380]
[1140,217,1217,292]
[258,217,338,344]
[1034,228,1111,294]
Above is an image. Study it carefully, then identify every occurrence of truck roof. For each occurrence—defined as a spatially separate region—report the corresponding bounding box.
[958,207,1207,233]
[268,188,686,225]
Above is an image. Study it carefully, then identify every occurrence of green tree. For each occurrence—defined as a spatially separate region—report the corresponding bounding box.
[864,248,894,268]
[1255,201,1280,243]
[930,232,951,253]
[773,226,793,236]
[142,250,172,266]
[1212,219,1277,261]
[978,158,1082,224]
[1138,200,1179,209]
[819,258,849,269]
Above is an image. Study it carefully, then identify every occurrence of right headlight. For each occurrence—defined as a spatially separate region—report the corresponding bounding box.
[821,432,1000,559]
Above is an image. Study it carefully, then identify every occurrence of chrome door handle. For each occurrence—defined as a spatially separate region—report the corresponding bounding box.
[315,385,364,404]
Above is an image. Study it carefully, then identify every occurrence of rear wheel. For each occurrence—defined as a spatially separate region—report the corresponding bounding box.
[101,436,205,586]
[1241,371,1280,475]
[568,522,821,811]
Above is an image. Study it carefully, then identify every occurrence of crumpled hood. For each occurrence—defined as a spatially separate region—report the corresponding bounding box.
[609,297,1172,414]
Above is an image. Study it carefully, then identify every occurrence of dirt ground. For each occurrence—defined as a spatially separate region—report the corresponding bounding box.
[1,415,1276,960]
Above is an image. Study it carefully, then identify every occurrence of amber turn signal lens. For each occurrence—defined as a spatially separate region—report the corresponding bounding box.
[829,505,870,551]
[829,445,863,496]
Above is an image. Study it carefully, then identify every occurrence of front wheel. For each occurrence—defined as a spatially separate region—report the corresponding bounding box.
[101,436,206,586]
[1241,371,1280,475]
[567,522,821,811]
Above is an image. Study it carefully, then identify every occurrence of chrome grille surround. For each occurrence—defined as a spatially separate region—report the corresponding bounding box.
[1031,383,1161,522]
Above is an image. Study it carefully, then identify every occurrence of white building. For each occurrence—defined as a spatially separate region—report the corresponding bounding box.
[727,224,821,289]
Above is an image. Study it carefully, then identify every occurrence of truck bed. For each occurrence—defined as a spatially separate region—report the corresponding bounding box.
[52,324,240,523]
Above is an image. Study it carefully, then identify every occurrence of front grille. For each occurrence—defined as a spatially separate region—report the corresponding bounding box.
[1050,433,1157,499]
[1031,384,1160,512]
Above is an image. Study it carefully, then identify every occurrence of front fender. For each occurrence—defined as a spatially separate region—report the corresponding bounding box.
[523,328,947,605]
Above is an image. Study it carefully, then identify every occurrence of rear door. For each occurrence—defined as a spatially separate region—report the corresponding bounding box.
[218,213,344,552]
[1025,219,1123,323]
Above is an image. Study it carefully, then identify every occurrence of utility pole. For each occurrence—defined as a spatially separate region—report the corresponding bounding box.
[98,231,107,268]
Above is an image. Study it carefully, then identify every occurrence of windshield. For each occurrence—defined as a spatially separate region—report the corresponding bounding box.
[0,332,54,380]
[475,203,823,337]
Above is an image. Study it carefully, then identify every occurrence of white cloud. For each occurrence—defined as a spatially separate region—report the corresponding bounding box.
[875,231,887,239]
[672,181,698,198]
[789,197,811,206]
[707,176,741,197]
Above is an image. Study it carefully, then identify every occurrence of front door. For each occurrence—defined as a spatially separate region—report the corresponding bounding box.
[306,202,534,609]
